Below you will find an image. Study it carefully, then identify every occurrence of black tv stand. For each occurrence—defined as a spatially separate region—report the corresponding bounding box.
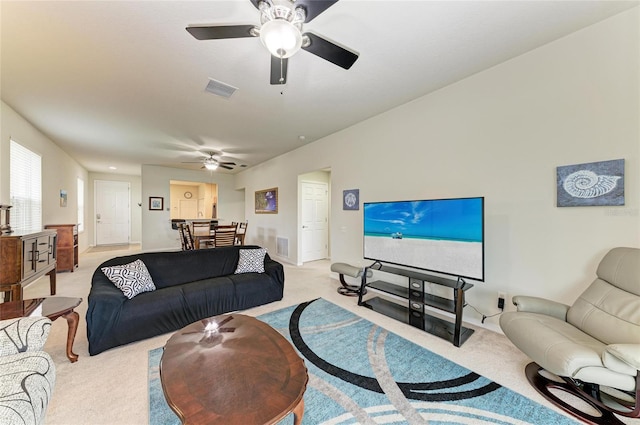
[357,264,474,347]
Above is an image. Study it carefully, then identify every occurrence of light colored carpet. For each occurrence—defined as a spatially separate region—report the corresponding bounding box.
[18,247,635,424]
[86,244,141,253]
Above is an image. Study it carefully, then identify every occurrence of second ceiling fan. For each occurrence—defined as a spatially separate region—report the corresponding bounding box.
[182,152,236,171]
[186,0,359,85]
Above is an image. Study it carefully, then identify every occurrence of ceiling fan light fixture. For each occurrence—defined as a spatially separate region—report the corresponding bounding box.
[259,19,302,58]
[203,157,219,170]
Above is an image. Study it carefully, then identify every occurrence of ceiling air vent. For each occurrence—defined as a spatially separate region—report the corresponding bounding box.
[205,78,237,99]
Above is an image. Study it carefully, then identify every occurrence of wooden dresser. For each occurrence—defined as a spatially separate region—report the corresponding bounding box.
[0,229,57,301]
[45,224,78,272]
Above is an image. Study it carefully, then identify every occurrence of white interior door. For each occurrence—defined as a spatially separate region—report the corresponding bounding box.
[95,180,130,245]
[301,181,328,262]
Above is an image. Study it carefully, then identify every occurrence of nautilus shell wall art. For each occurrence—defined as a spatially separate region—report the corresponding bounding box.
[562,170,621,198]
[557,159,624,207]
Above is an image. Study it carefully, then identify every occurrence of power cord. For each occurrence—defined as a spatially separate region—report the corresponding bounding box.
[466,303,502,324]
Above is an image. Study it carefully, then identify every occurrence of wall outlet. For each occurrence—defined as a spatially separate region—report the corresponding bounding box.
[497,292,506,310]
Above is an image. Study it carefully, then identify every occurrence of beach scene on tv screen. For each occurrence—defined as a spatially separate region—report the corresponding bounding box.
[364,198,484,280]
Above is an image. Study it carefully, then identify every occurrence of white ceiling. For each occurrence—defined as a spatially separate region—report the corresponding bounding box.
[2,1,637,176]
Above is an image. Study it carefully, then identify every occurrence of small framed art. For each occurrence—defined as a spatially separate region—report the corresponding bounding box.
[343,189,359,210]
[149,197,164,211]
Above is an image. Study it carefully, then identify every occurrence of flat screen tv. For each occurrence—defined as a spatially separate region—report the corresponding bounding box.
[363,197,484,281]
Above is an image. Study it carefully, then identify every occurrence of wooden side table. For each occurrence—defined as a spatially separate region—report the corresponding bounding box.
[0,297,82,362]
[44,224,78,272]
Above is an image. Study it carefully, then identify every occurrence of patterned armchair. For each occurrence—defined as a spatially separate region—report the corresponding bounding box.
[0,317,56,425]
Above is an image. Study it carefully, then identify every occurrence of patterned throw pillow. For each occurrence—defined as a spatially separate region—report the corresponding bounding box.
[234,248,267,274]
[101,259,156,299]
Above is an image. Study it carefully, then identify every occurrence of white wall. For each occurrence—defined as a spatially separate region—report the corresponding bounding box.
[235,8,640,330]
[236,161,333,262]
[1,101,91,252]
[141,165,244,251]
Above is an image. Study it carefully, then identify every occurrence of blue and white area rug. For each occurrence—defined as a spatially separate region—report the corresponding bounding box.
[148,298,577,424]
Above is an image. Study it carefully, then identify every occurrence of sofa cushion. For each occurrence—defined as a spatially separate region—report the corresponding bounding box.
[229,272,284,307]
[101,259,156,299]
[180,276,239,320]
[500,311,605,377]
[235,248,267,274]
[112,285,188,346]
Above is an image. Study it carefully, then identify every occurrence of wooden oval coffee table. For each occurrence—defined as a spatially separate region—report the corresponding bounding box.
[160,314,308,425]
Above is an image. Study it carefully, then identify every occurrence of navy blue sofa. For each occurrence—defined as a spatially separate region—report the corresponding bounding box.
[86,245,284,355]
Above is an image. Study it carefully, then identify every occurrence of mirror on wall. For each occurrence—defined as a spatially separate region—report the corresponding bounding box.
[169,180,218,219]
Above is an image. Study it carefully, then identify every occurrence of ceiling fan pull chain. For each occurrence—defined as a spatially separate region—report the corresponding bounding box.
[279,54,285,84]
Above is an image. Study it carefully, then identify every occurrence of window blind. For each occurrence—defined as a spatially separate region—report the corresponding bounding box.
[77,177,85,232]
[10,140,42,232]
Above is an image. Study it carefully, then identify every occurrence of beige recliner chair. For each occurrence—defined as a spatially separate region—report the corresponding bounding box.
[500,247,639,424]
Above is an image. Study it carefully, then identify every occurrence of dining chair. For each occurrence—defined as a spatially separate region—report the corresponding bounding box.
[213,225,237,247]
[177,223,195,251]
[233,221,248,245]
[192,221,214,248]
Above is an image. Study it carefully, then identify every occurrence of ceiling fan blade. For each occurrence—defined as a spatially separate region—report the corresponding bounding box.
[250,0,339,23]
[302,33,358,69]
[219,165,234,170]
[186,25,256,40]
[270,55,288,85]
[219,162,236,166]
[294,0,339,22]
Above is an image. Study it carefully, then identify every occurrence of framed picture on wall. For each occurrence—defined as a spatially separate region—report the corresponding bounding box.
[556,159,624,207]
[149,196,164,211]
[343,189,359,210]
[255,188,278,214]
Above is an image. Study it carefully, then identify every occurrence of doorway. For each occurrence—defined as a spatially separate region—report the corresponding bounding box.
[299,173,330,263]
[169,181,217,219]
[95,180,131,245]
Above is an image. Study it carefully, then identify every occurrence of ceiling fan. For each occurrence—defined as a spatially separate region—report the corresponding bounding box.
[186,0,359,85]
[182,152,236,171]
